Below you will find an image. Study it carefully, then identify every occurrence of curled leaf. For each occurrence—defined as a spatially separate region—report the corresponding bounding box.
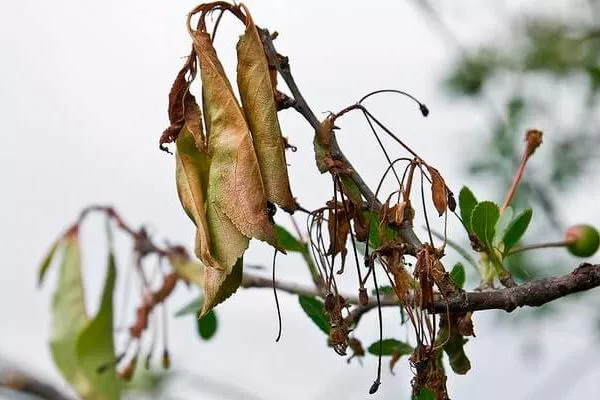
[314,116,335,173]
[427,166,447,216]
[201,257,243,316]
[160,55,205,151]
[327,201,349,263]
[193,30,279,249]
[237,12,297,211]
[176,127,222,271]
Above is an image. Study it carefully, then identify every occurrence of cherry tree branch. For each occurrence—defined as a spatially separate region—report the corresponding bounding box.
[0,370,72,400]
[242,263,600,316]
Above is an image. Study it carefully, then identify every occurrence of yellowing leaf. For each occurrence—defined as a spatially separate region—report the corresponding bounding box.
[192,31,279,250]
[201,257,243,316]
[237,12,297,212]
[49,230,90,395]
[75,249,120,400]
[176,126,222,271]
[168,252,205,288]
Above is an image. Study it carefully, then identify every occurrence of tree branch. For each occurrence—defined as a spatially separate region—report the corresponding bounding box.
[0,370,73,400]
[242,263,600,319]
[259,28,381,210]
[431,263,600,313]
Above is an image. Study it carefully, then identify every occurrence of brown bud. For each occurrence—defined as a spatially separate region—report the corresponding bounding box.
[524,129,543,157]
[162,349,171,369]
[358,287,369,306]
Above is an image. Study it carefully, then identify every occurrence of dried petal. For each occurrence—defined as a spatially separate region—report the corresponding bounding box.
[237,13,297,211]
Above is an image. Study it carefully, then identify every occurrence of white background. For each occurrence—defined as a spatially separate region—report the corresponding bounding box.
[1,1,600,399]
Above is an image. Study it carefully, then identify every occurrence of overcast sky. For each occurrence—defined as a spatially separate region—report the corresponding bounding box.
[1,0,599,399]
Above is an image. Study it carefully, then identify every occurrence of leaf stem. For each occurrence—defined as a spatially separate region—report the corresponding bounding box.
[508,241,569,256]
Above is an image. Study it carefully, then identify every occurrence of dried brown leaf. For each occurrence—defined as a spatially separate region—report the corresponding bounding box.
[236,13,297,211]
[160,55,206,151]
[427,166,447,216]
[327,201,350,261]
[192,31,279,250]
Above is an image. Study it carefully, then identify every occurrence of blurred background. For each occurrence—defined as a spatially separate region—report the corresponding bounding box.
[1,0,599,398]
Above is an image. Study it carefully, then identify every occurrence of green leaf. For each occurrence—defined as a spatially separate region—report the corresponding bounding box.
[49,231,90,395]
[363,210,399,249]
[275,225,305,253]
[494,207,513,247]
[174,296,204,317]
[470,201,500,248]
[459,186,478,231]
[367,339,413,356]
[75,249,120,400]
[502,208,533,254]
[450,263,466,288]
[38,239,62,287]
[438,323,471,375]
[196,310,218,340]
[372,286,395,297]
[414,387,436,400]
[298,295,330,334]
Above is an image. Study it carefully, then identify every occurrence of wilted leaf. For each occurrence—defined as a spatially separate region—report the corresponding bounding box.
[438,322,471,375]
[49,230,90,395]
[427,166,447,216]
[313,116,334,173]
[160,55,205,151]
[168,252,205,288]
[201,257,243,316]
[176,125,222,271]
[174,296,204,317]
[503,208,533,254]
[367,338,413,356]
[38,238,62,287]
[237,13,297,211]
[196,309,218,340]
[470,201,500,249]
[75,250,120,400]
[327,203,350,262]
[450,263,466,288]
[459,186,478,231]
[298,295,330,334]
[363,210,398,249]
[275,225,305,253]
[193,31,279,250]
